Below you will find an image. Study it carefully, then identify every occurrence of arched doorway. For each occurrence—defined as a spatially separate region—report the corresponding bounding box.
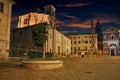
[109,44,117,56]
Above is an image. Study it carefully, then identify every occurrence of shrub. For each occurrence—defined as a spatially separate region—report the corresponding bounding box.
[45,52,53,58]
[28,51,43,59]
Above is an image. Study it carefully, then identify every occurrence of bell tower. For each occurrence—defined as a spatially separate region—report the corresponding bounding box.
[44,5,56,20]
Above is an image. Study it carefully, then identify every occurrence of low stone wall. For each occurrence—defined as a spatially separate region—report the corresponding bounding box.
[110,56,120,60]
[9,57,27,62]
[22,60,63,70]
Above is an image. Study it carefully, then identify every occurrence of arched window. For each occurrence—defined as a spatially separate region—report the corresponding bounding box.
[109,34,116,40]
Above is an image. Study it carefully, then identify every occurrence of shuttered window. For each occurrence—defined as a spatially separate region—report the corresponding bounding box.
[0,2,4,13]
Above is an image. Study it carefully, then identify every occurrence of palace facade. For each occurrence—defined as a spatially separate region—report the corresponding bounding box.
[69,34,98,56]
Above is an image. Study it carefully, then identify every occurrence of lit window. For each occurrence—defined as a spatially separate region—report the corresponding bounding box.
[24,18,28,24]
[0,2,4,13]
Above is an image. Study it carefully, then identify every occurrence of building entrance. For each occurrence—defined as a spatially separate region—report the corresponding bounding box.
[110,45,117,56]
[111,49,115,56]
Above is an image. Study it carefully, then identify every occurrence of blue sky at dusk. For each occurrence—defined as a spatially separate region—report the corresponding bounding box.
[11,0,120,35]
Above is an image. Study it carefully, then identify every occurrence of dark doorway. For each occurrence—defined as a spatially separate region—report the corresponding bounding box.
[111,49,115,56]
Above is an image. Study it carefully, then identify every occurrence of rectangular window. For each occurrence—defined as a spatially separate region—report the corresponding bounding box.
[85,47,87,50]
[24,18,28,24]
[84,41,88,43]
[74,47,76,50]
[0,2,4,13]
[74,41,76,44]
[85,36,87,38]
[90,41,91,43]
[78,41,81,44]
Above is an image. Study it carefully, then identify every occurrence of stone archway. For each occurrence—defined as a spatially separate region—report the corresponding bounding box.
[109,44,117,56]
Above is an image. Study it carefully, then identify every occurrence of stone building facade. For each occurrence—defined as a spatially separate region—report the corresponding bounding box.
[0,0,14,61]
[102,27,120,56]
[11,5,71,57]
[69,34,98,56]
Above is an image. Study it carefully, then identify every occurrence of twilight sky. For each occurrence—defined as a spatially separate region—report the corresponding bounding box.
[11,0,120,35]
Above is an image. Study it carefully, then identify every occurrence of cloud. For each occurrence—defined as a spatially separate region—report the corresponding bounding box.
[56,20,66,26]
[11,16,18,22]
[57,13,77,19]
[58,2,94,7]
[92,12,120,23]
[62,15,77,19]
[64,13,120,28]
[56,19,92,28]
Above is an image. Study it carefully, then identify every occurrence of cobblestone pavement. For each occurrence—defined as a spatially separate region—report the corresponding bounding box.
[0,57,120,80]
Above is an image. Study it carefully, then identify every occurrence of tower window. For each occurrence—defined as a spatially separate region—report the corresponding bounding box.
[46,10,49,14]
[111,28,113,31]
[0,2,4,13]
[24,18,28,24]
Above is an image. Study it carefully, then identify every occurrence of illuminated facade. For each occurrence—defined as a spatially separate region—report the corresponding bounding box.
[0,0,14,61]
[11,5,71,57]
[69,34,98,56]
[102,27,120,56]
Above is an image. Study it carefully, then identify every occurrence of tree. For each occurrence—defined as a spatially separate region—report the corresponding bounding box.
[31,22,48,59]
